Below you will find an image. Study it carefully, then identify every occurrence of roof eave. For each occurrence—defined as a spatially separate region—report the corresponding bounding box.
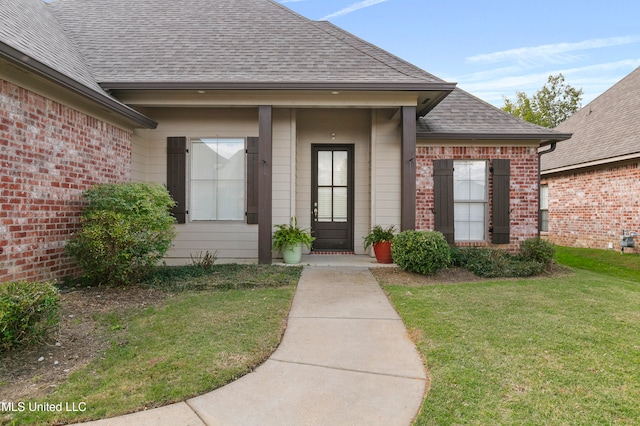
[99,81,457,92]
[542,152,640,175]
[0,43,157,129]
[417,132,573,143]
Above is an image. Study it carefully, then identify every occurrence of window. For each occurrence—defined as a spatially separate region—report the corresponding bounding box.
[190,138,245,221]
[454,160,487,241]
[540,184,549,232]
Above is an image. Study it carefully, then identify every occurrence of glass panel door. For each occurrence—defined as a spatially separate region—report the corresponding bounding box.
[311,145,354,251]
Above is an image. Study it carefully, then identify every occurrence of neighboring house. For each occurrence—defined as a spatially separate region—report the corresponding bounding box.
[541,66,640,250]
[0,0,569,282]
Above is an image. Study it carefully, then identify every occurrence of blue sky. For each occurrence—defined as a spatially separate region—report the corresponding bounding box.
[278,0,640,107]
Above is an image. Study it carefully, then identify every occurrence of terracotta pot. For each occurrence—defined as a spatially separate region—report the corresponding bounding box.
[373,241,393,264]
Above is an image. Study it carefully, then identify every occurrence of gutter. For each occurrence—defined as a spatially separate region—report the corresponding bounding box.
[0,43,157,129]
[537,141,557,237]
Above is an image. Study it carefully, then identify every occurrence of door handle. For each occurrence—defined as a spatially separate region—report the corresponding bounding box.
[313,202,318,222]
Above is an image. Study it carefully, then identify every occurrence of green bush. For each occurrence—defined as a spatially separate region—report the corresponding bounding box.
[519,237,555,266]
[453,246,544,278]
[391,230,451,275]
[66,183,177,286]
[1,281,60,351]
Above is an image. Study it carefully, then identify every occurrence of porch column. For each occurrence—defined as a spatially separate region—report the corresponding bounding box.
[258,105,273,264]
[401,106,416,231]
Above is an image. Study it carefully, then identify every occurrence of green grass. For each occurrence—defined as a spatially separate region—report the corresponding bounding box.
[4,264,300,425]
[556,246,640,281]
[381,248,640,425]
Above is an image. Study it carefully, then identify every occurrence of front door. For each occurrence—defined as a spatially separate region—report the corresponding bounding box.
[311,144,354,251]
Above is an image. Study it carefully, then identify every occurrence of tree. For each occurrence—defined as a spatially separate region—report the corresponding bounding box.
[501,73,583,128]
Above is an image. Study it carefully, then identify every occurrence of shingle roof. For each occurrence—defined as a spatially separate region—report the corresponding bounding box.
[0,0,157,128]
[47,0,444,86]
[417,88,569,141]
[0,0,99,92]
[541,66,640,172]
[0,0,571,141]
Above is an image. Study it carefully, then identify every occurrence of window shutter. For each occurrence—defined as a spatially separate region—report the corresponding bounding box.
[492,159,510,244]
[167,137,187,224]
[246,136,259,224]
[433,159,454,244]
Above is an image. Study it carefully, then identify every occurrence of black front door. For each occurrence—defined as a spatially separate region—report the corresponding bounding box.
[311,144,354,252]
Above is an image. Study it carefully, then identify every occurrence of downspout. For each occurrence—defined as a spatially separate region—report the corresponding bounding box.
[537,141,557,237]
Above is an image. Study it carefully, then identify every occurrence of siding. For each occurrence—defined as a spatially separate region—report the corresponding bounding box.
[139,108,261,263]
[371,109,402,229]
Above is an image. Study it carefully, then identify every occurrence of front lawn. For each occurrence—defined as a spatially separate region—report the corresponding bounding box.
[380,249,640,425]
[1,264,300,425]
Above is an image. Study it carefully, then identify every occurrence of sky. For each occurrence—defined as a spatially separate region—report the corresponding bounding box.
[278,0,640,108]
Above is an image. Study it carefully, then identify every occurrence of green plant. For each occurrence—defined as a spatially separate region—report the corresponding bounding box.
[454,247,544,278]
[272,217,315,251]
[0,281,60,351]
[65,182,177,286]
[519,237,555,266]
[363,225,396,249]
[391,230,451,275]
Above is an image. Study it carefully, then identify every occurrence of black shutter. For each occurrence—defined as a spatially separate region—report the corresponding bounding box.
[167,137,187,224]
[246,137,259,224]
[433,159,454,244]
[492,159,510,244]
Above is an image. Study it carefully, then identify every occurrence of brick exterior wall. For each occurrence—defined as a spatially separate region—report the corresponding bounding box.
[0,80,132,282]
[542,161,640,250]
[416,145,540,252]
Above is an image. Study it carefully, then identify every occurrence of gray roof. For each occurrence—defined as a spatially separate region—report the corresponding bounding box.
[542,66,640,172]
[47,0,444,86]
[0,0,570,141]
[0,0,157,128]
[0,0,98,92]
[418,88,570,141]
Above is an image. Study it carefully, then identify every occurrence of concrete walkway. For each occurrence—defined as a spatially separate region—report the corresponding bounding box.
[83,266,427,426]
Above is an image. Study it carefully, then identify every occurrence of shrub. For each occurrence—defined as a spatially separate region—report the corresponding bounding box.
[1,281,60,351]
[519,237,555,266]
[454,246,545,278]
[391,230,451,275]
[66,183,177,286]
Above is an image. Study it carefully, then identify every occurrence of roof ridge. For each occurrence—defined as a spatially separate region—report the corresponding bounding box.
[312,20,444,83]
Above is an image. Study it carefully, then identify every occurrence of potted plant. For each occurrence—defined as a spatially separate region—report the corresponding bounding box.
[364,225,396,264]
[272,217,315,264]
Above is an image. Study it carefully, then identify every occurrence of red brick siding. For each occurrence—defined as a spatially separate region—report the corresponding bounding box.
[542,161,640,250]
[416,146,539,252]
[0,80,131,282]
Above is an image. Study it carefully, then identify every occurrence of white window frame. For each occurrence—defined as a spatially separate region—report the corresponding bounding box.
[540,184,549,232]
[453,160,488,242]
[189,137,246,222]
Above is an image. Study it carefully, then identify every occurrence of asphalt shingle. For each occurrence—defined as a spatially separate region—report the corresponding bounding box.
[418,88,565,139]
[542,66,640,172]
[0,0,101,93]
[46,0,442,85]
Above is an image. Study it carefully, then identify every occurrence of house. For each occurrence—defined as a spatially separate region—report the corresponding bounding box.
[541,66,640,250]
[0,0,570,282]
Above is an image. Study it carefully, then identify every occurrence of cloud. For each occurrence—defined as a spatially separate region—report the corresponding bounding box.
[320,0,389,21]
[466,35,640,67]
[459,58,640,106]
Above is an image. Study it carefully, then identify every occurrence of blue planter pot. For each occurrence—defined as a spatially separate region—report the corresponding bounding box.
[282,242,303,264]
